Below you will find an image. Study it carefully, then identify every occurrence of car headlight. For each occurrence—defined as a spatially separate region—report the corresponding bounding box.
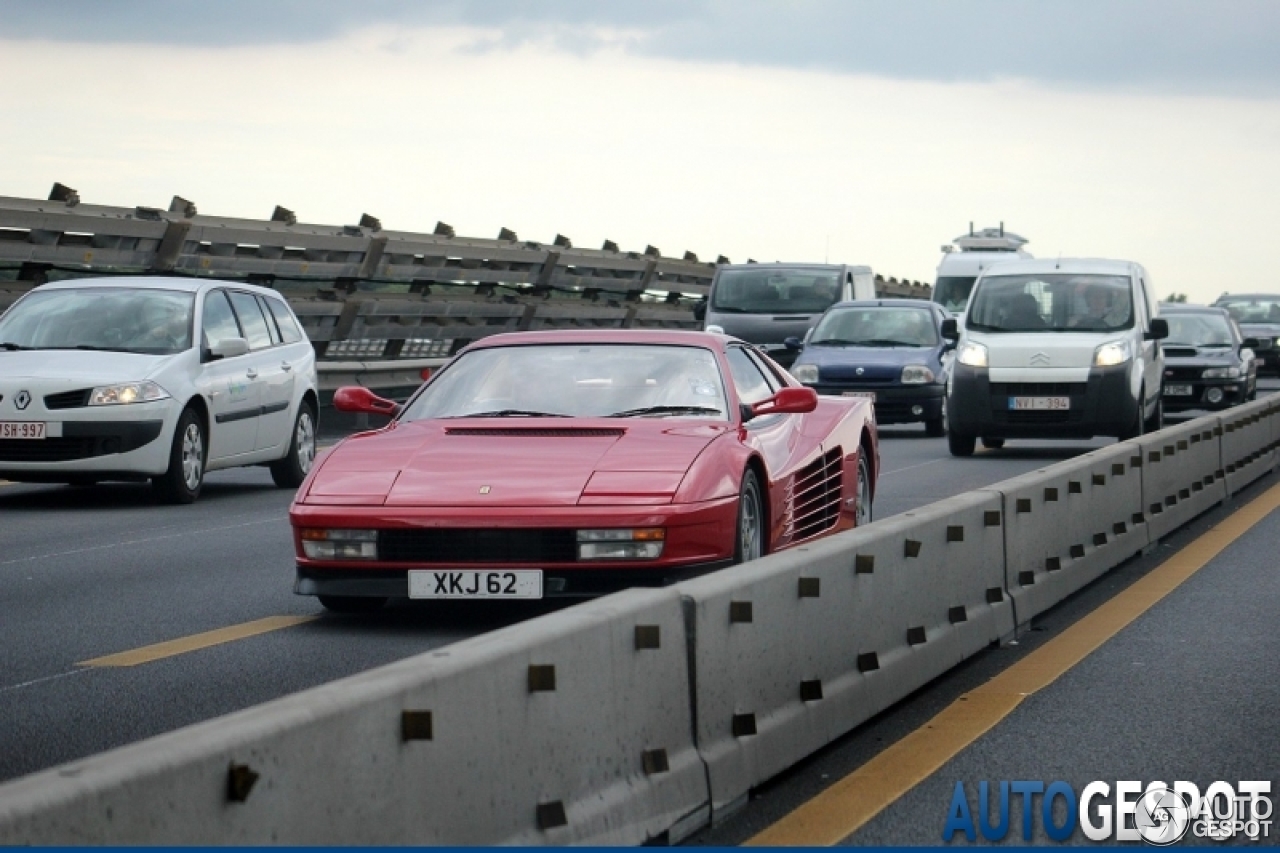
[299,528,378,560]
[577,528,665,560]
[790,364,819,384]
[89,381,170,406]
[956,342,988,368]
[1092,341,1132,367]
[1202,366,1241,379]
[901,365,935,384]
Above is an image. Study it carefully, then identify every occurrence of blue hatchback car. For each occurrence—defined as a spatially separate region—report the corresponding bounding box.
[786,300,954,435]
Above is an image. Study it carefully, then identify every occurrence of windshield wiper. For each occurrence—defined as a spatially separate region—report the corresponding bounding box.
[709,305,747,313]
[605,405,723,418]
[859,338,916,347]
[452,409,572,418]
[0,342,29,351]
[1197,343,1233,348]
[809,338,861,346]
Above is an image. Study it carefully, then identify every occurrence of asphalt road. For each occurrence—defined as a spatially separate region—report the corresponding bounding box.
[0,389,1271,792]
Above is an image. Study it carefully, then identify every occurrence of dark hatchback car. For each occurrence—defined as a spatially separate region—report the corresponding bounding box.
[786,300,953,435]
[1159,304,1258,412]
[1212,293,1280,375]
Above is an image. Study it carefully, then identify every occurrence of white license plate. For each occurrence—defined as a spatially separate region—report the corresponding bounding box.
[1164,385,1193,396]
[0,421,46,439]
[842,391,876,401]
[409,569,543,599]
[1009,396,1070,411]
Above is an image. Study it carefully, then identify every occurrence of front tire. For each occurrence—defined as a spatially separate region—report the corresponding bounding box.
[948,431,976,457]
[1144,394,1163,434]
[318,594,387,614]
[733,468,764,564]
[153,407,206,504]
[270,402,317,488]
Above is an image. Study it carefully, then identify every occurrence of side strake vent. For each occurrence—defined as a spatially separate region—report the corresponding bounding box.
[444,427,625,438]
[792,447,844,540]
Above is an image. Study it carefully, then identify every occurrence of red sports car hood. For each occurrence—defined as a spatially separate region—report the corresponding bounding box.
[306,420,729,506]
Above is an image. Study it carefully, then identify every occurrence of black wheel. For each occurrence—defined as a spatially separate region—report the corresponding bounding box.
[153,407,206,504]
[855,452,873,527]
[1118,388,1145,441]
[270,402,317,488]
[924,405,947,437]
[1144,395,1163,434]
[981,437,1005,449]
[733,468,764,564]
[318,594,387,614]
[948,431,976,457]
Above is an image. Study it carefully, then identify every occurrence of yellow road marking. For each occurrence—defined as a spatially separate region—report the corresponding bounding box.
[748,479,1280,846]
[79,615,317,667]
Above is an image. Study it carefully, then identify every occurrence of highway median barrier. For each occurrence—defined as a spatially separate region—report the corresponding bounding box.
[677,490,1012,817]
[1136,412,1226,542]
[1219,398,1280,496]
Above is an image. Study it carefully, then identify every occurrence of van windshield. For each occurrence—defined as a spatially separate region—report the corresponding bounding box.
[933,276,976,313]
[967,274,1133,333]
[711,269,840,315]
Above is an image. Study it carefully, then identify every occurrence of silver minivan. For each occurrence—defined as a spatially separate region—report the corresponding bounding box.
[941,258,1168,456]
[698,263,875,366]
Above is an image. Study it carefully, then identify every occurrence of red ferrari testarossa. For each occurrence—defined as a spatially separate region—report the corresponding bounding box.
[291,329,877,612]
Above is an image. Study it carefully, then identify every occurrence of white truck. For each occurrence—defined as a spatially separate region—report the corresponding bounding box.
[932,225,1031,318]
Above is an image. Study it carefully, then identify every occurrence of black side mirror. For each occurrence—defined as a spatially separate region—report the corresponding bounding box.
[1242,337,1260,350]
[783,336,803,351]
[940,317,959,341]
[693,300,707,323]
[1146,318,1169,341]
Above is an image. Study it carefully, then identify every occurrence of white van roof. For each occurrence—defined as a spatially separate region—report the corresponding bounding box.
[976,257,1141,277]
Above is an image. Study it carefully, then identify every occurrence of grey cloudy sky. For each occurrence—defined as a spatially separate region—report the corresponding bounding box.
[4,0,1280,97]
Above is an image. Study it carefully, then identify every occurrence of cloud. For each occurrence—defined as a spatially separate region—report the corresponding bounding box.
[3,0,1279,97]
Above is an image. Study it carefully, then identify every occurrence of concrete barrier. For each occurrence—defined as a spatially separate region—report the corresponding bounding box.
[678,490,1012,816]
[994,441,1147,626]
[1220,398,1279,496]
[0,589,707,845]
[1137,413,1225,542]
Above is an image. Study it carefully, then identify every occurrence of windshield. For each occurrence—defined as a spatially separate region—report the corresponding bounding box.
[967,274,1133,333]
[401,344,730,421]
[710,269,841,314]
[1163,312,1234,347]
[0,287,195,354]
[1216,297,1280,325]
[933,276,976,314]
[810,306,939,347]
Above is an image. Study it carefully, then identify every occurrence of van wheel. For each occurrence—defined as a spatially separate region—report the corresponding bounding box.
[981,438,1005,449]
[1144,396,1164,434]
[1118,389,1145,441]
[948,431,976,457]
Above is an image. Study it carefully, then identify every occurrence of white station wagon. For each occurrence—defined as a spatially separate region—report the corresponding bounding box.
[0,276,319,502]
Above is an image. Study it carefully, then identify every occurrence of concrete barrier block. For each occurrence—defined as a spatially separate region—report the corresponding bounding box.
[0,589,707,846]
[679,490,1010,816]
[1221,398,1278,495]
[1138,413,1225,541]
[996,441,1146,626]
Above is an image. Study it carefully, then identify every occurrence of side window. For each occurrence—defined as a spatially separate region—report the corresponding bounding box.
[227,291,274,350]
[256,296,282,345]
[745,348,785,391]
[265,297,304,344]
[202,290,242,350]
[727,346,774,406]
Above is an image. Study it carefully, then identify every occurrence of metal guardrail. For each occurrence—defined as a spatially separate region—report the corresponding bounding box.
[0,185,933,363]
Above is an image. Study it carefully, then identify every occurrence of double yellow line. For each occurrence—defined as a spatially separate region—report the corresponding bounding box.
[750,480,1280,845]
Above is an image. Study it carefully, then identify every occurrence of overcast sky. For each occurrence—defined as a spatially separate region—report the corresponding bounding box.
[2,1,1278,299]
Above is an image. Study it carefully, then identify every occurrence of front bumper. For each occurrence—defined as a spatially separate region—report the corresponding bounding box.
[291,496,740,600]
[810,383,944,424]
[0,408,171,480]
[1161,379,1249,411]
[947,363,1137,439]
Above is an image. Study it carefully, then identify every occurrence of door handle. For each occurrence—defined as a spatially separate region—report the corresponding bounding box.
[281,362,292,372]
[246,369,259,380]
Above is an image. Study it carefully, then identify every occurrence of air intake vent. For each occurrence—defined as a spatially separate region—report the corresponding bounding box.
[44,389,93,410]
[792,447,844,540]
[444,427,625,438]
[1162,347,1197,358]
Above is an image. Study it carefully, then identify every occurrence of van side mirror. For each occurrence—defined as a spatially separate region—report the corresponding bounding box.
[783,336,804,351]
[1146,318,1169,341]
[1242,337,1260,350]
[693,300,707,324]
[940,318,959,341]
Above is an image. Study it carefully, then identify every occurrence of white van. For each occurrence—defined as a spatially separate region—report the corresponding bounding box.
[932,225,1031,317]
[940,258,1168,456]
